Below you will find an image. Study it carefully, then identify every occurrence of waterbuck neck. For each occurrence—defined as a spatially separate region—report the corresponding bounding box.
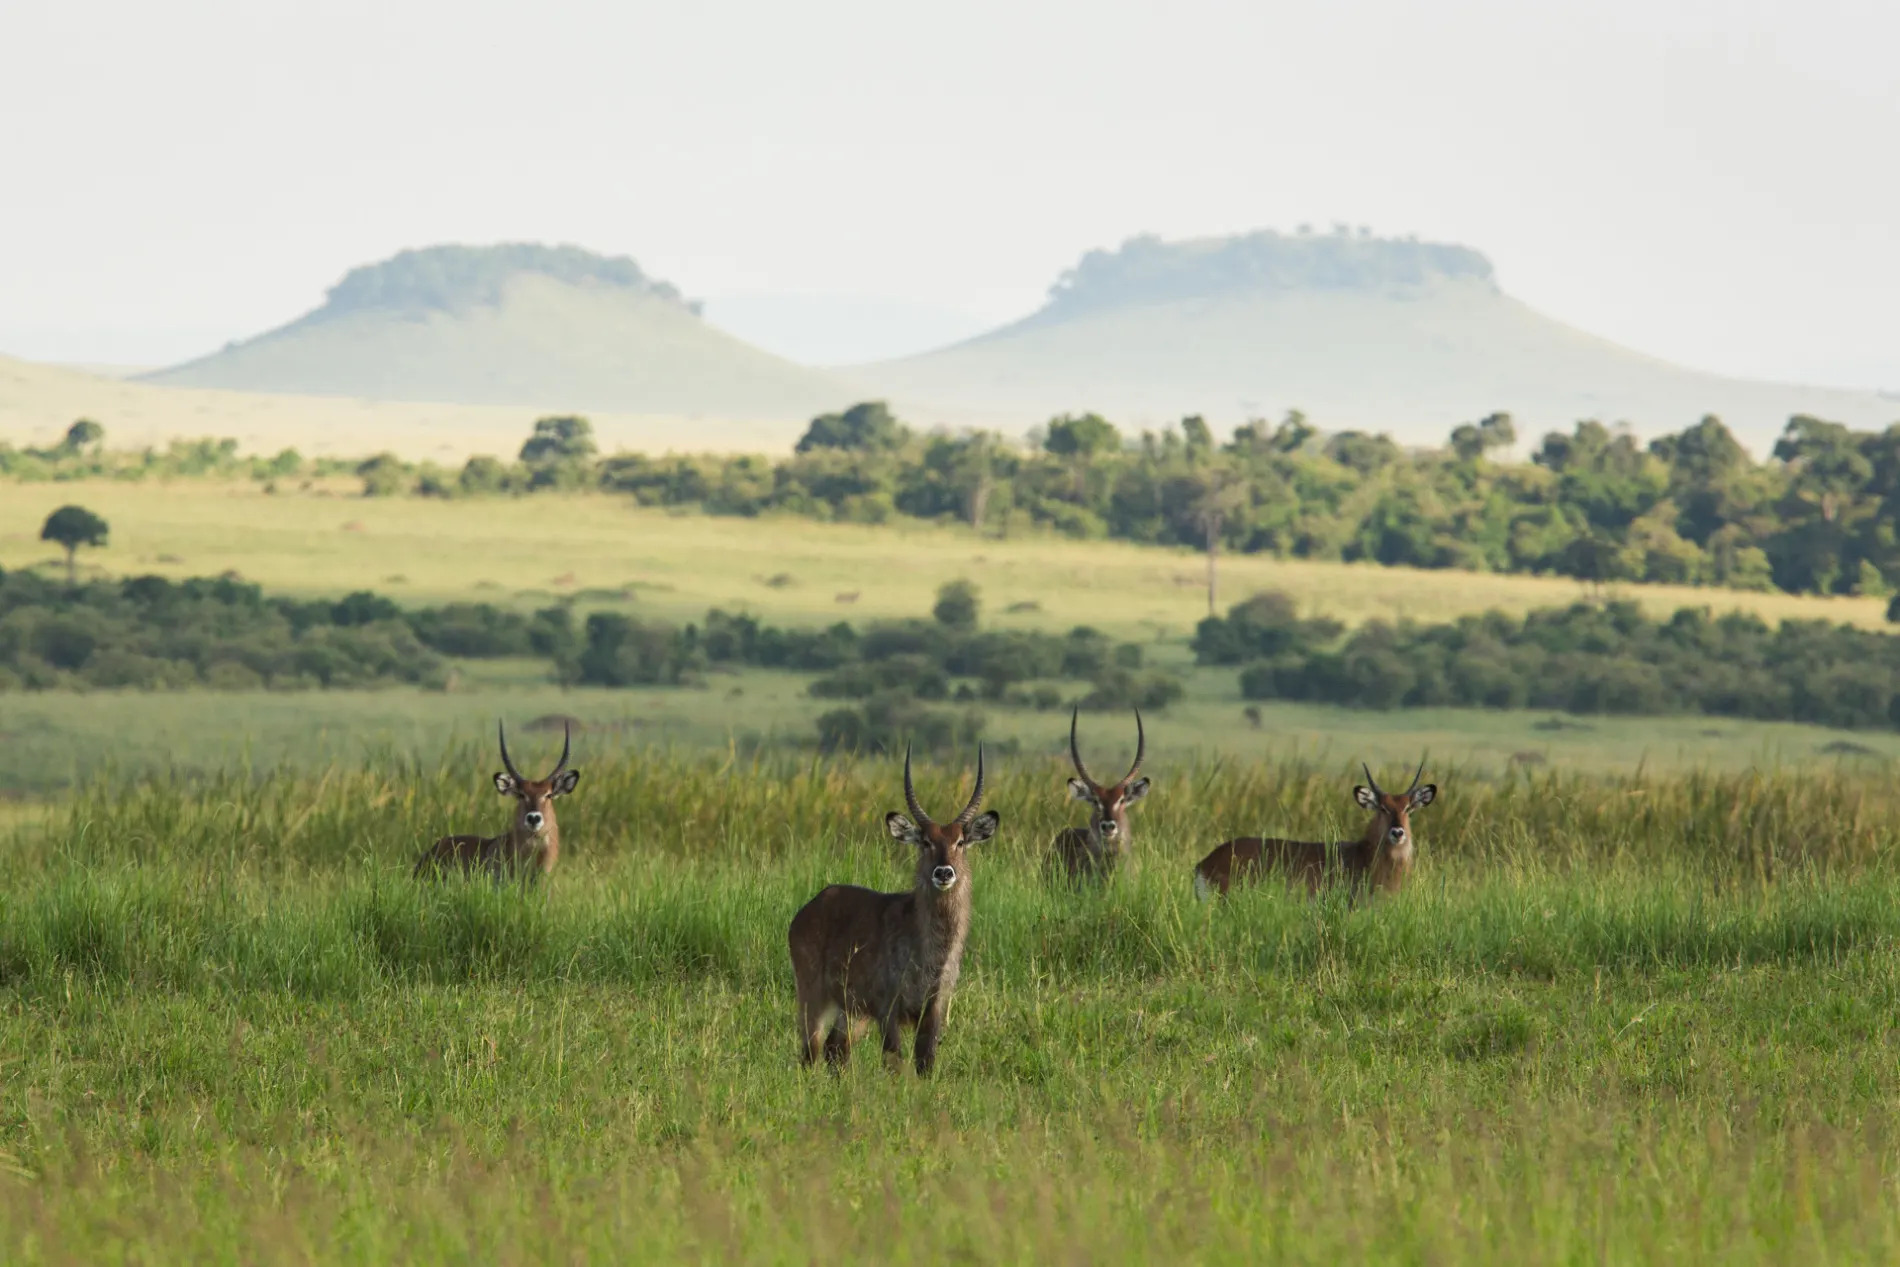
[514,812,560,867]
[1358,808,1412,890]
[913,853,973,940]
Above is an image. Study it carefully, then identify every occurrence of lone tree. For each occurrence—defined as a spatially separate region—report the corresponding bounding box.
[62,418,105,453]
[933,578,980,631]
[41,504,109,584]
[520,415,598,464]
[796,401,910,454]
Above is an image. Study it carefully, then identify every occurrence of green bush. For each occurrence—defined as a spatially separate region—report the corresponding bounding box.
[1236,598,1900,730]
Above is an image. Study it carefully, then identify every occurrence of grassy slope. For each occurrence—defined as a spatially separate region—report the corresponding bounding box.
[0,356,807,462]
[2,479,1887,634]
[1,753,1897,1261]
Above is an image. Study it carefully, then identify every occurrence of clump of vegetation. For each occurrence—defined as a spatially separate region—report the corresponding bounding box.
[0,569,585,693]
[0,570,450,691]
[1204,590,1900,729]
[561,580,1182,725]
[1,420,316,483]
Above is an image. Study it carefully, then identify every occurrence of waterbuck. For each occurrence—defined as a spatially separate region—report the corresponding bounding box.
[1051,707,1150,881]
[1193,759,1435,898]
[413,721,580,882]
[787,744,997,1075]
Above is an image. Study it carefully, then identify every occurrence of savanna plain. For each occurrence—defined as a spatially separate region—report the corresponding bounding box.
[4,481,1900,1261]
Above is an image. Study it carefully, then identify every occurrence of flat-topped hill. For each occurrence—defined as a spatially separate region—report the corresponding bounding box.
[855,230,1899,450]
[143,244,862,421]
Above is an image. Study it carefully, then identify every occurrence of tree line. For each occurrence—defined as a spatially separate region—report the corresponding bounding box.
[1197,591,1900,731]
[0,562,1179,753]
[16,403,1900,603]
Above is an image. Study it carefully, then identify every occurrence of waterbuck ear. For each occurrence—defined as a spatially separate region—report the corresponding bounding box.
[494,772,518,796]
[1067,778,1095,802]
[886,813,926,846]
[1122,777,1152,805]
[550,768,581,796]
[960,810,1000,845]
[1353,784,1378,811]
[1409,784,1437,810]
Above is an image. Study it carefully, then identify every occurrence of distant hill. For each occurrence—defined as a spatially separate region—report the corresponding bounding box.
[144,244,861,420]
[853,230,1900,451]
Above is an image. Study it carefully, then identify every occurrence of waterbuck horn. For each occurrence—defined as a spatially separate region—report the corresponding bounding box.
[499,720,525,783]
[954,744,988,826]
[547,720,572,781]
[903,744,933,826]
[1069,708,1097,785]
[1362,762,1385,801]
[1404,755,1427,796]
[1123,708,1146,785]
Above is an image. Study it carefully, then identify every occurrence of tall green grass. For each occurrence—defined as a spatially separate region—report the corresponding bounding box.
[4,750,1900,1261]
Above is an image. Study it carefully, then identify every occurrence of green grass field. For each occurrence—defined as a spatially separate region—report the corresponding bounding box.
[5,666,1900,800]
[3,479,1890,635]
[2,748,1899,1261]
[6,482,1900,1259]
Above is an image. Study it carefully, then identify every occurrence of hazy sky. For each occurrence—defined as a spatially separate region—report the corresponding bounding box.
[2,0,1895,385]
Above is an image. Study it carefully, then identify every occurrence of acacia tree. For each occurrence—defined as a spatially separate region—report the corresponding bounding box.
[62,418,104,453]
[41,504,109,585]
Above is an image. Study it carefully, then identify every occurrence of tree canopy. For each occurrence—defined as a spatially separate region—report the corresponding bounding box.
[40,505,109,584]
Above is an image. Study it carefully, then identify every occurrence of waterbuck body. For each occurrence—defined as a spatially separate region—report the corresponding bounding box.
[1194,761,1435,898]
[788,746,997,1075]
[414,721,580,883]
[1051,708,1150,882]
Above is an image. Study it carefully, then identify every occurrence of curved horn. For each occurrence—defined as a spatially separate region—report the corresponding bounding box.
[903,744,932,825]
[1362,761,1385,801]
[1123,708,1146,785]
[1404,755,1426,796]
[1069,708,1097,785]
[498,720,524,782]
[547,720,572,781]
[955,744,988,825]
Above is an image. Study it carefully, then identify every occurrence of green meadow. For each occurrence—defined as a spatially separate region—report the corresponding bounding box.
[0,748,1898,1261]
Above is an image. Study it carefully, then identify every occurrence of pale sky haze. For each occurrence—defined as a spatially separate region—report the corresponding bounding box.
[1,0,1895,386]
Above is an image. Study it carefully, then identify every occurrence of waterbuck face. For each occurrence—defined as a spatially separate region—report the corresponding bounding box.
[1353,781,1435,855]
[887,811,1001,892]
[1068,777,1151,844]
[496,768,582,835]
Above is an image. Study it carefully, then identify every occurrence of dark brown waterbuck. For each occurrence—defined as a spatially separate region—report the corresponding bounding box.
[1193,760,1436,898]
[787,745,997,1075]
[1051,707,1150,881]
[413,721,580,882]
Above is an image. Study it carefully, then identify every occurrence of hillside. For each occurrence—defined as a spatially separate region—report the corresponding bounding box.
[143,244,862,421]
[0,354,812,460]
[854,231,1900,451]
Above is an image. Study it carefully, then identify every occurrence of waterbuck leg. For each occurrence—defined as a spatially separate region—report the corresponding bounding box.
[797,998,830,1066]
[914,996,946,1077]
[879,1015,905,1069]
[823,1021,851,1068]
